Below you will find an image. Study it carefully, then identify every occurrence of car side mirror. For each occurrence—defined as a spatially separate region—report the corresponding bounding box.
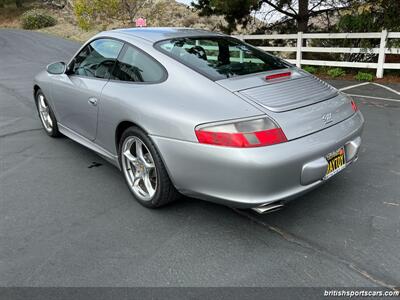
[46,62,66,75]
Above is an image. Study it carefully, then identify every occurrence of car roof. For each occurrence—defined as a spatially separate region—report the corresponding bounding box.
[110,27,225,43]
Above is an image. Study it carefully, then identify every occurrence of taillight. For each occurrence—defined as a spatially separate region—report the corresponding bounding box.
[195,117,287,148]
[351,99,358,112]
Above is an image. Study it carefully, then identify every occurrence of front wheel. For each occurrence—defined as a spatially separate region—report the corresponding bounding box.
[119,126,180,208]
[35,89,61,137]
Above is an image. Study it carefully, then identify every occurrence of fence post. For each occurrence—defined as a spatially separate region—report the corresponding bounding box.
[237,35,244,62]
[296,32,303,68]
[376,29,388,78]
[239,50,244,63]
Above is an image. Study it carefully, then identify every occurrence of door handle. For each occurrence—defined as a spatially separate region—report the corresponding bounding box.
[88,97,98,106]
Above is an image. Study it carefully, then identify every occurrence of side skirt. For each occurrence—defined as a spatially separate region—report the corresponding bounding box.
[58,123,121,170]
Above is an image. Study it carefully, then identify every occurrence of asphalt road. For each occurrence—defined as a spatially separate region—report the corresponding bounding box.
[0,29,399,288]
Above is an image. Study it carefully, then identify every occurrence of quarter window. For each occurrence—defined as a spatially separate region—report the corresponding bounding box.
[111,45,166,83]
[70,39,123,79]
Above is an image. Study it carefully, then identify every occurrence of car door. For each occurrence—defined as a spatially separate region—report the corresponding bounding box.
[51,38,124,140]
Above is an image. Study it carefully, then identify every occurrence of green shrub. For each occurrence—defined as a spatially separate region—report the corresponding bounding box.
[303,66,317,74]
[21,9,57,30]
[327,68,346,78]
[355,71,374,81]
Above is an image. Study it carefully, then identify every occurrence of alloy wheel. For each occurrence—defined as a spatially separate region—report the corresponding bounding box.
[37,94,53,132]
[121,136,157,201]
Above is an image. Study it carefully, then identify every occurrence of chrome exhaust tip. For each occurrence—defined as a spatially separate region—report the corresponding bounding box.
[252,202,284,214]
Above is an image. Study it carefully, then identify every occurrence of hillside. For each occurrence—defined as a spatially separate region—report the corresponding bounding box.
[0,0,263,42]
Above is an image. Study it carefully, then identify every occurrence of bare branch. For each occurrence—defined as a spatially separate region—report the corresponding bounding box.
[308,6,341,17]
[309,0,325,12]
[261,0,298,18]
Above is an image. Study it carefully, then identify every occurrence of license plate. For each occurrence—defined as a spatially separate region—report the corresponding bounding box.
[324,147,346,180]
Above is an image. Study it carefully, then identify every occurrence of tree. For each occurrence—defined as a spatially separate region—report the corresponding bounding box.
[332,0,400,61]
[192,0,348,34]
[338,0,400,33]
[300,0,400,64]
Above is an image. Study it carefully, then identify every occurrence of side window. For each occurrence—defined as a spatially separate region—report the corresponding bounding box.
[71,39,123,79]
[111,45,166,83]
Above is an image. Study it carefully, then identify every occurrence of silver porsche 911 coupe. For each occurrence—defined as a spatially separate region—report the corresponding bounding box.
[33,28,364,213]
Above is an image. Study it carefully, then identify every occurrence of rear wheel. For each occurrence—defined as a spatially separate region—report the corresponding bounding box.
[35,89,61,137]
[119,126,180,208]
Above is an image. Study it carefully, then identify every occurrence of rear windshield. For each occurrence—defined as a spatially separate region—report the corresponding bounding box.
[154,36,288,81]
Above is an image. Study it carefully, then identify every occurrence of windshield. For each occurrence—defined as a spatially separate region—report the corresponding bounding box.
[155,36,289,81]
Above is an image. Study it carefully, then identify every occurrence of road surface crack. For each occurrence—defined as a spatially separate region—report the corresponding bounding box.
[0,128,42,139]
[232,208,399,291]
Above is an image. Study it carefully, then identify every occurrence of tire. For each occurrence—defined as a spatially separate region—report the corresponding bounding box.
[35,89,61,137]
[119,126,180,208]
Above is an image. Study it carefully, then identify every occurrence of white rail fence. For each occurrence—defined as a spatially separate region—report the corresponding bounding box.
[234,30,400,78]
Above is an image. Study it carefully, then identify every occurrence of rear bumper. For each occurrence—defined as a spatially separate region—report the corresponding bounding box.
[151,111,364,208]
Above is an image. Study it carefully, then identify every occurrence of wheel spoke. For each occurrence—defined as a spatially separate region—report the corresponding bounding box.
[39,104,49,114]
[123,150,138,164]
[42,115,48,127]
[39,96,47,109]
[143,173,155,196]
[135,140,145,162]
[133,176,142,188]
[136,140,154,169]
[47,115,53,127]
[142,157,155,169]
